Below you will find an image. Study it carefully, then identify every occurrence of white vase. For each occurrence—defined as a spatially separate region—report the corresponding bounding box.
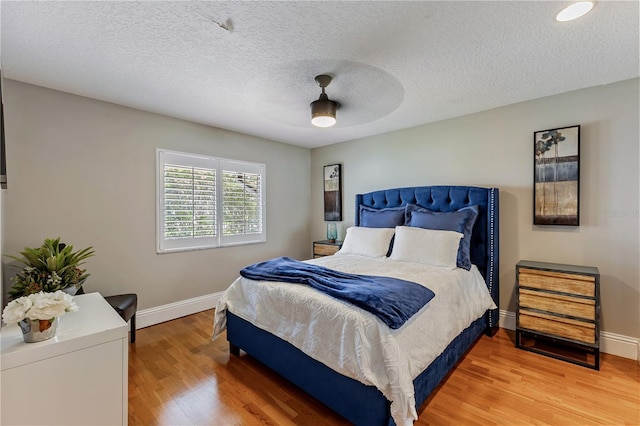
[62,279,86,296]
[62,286,79,296]
[19,318,58,343]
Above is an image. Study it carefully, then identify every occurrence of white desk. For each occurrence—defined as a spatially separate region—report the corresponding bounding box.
[1,292,128,425]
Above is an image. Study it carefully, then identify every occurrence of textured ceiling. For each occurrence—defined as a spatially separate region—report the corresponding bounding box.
[1,1,638,148]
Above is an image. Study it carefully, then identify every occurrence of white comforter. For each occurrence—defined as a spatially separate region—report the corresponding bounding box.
[212,254,496,426]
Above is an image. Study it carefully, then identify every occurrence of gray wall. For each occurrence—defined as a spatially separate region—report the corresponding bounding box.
[311,78,640,339]
[2,80,311,310]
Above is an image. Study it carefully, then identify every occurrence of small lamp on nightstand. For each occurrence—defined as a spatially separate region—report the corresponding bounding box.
[326,222,338,243]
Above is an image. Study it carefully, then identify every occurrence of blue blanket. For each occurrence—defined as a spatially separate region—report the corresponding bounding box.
[240,256,435,329]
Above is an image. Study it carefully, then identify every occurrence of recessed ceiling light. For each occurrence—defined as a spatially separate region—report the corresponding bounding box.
[556,1,595,22]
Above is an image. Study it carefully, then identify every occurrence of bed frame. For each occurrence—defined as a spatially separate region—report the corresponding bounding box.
[227,185,499,425]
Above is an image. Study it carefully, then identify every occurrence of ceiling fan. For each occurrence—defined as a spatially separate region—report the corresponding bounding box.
[310,74,339,128]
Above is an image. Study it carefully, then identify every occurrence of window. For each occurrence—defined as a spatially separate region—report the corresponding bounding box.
[156,149,265,253]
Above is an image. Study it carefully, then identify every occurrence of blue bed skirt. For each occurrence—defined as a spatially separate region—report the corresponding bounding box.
[227,312,486,425]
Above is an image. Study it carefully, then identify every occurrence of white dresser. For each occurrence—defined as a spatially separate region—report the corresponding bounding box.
[1,292,128,425]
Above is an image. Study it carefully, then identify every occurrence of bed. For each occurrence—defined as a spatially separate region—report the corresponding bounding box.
[213,185,499,426]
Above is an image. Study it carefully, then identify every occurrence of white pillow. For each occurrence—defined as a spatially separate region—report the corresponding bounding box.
[389,226,463,269]
[336,226,395,258]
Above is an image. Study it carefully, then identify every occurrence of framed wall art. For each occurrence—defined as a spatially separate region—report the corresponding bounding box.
[323,164,342,221]
[533,125,580,226]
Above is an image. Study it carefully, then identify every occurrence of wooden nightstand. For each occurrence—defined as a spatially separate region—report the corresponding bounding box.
[516,260,600,369]
[313,240,342,258]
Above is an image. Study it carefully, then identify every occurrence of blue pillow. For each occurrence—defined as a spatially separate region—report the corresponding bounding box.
[359,205,405,228]
[404,204,479,270]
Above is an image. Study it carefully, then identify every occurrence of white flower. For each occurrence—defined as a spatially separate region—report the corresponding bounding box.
[27,292,60,320]
[2,291,79,324]
[54,291,79,313]
[2,297,33,324]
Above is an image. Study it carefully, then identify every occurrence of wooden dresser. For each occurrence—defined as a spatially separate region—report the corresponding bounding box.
[516,260,600,369]
[313,240,342,258]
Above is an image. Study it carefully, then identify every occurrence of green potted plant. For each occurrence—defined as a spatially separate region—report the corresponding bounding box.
[6,237,95,300]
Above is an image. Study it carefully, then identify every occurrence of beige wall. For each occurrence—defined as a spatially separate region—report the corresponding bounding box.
[311,78,640,338]
[2,80,311,310]
[3,78,638,339]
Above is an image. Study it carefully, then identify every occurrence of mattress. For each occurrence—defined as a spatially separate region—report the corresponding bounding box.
[213,254,496,426]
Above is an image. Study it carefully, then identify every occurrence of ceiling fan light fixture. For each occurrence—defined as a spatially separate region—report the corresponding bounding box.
[311,98,337,127]
[556,1,594,22]
[311,74,337,128]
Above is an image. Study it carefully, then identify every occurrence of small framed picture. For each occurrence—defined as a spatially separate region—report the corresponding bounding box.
[323,164,342,221]
[533,125,580,226]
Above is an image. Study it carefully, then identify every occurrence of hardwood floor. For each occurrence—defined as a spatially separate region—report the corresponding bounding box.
[129,310,640,425]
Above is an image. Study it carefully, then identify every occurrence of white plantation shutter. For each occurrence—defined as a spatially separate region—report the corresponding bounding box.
[157,150,265,253]
[163,165,216,238]
[221,160,265,245]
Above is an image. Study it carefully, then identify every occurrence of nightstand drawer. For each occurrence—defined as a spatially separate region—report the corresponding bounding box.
[518,268,595,297]
[519,310,595,344]
[519,288,595,320]
[313,240,342,258]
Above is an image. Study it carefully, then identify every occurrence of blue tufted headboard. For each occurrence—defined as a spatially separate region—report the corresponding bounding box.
[355,185,500,329]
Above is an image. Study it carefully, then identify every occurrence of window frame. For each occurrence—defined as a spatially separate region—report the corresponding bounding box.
[156,149,266,254]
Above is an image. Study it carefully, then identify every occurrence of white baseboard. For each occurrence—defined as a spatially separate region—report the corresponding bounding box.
[600,330,640,361]
[499,309,516,330]
[136,292,222,330]
[499,309,639,362]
